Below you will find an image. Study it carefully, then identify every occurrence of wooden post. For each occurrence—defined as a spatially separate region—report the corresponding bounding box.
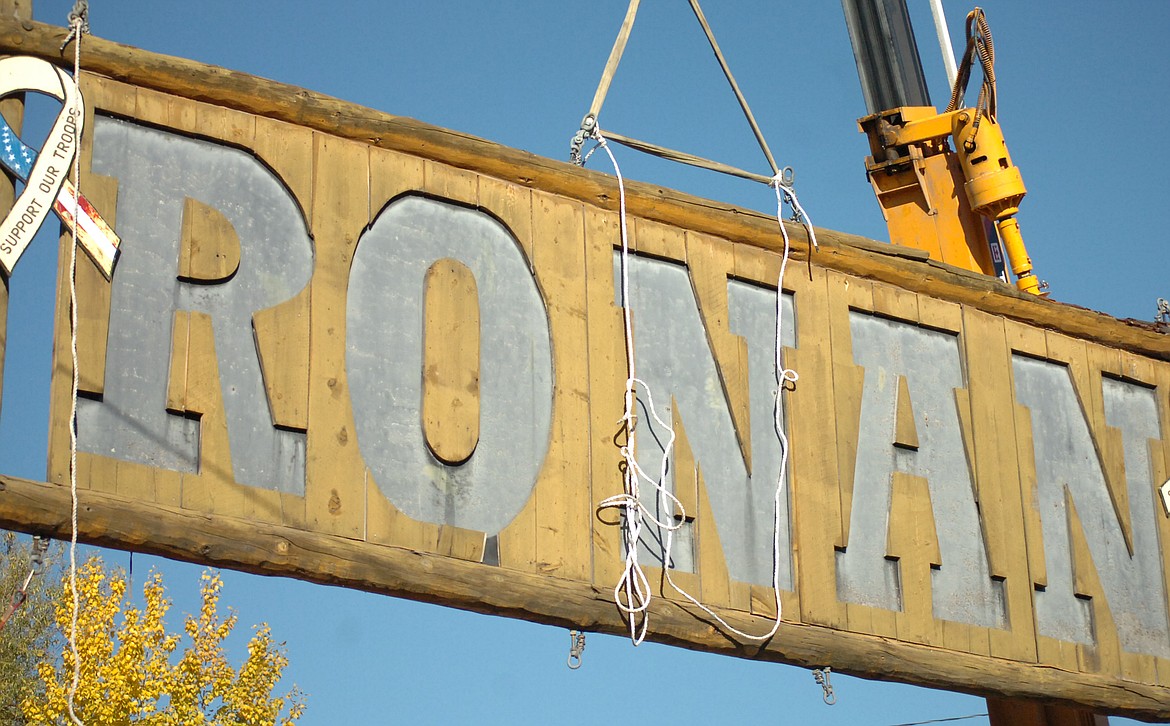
[987,697,1109,726]
[0,0,31,418]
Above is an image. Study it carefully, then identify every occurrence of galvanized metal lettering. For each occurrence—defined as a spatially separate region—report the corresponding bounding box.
[80,117,312,492]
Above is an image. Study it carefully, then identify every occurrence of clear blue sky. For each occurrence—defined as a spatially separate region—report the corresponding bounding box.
[3,1,1168,723]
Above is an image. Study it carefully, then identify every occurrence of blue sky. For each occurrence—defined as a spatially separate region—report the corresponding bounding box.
[2,1,1168,723]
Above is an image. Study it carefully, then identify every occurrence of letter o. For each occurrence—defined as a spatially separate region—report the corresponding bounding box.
[346,195,553,535]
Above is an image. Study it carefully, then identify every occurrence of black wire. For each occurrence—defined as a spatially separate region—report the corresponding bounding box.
[884,715,987,724]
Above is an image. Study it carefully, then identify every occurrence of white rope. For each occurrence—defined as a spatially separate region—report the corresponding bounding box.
[65,10,86,726]
[587,128,816,644]
[591,128,680,645]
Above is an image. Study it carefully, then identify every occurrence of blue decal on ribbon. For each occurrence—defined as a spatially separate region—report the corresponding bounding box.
[0,114,37,181]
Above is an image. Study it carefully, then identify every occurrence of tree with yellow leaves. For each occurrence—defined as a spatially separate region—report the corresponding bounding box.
[21,555,304,725]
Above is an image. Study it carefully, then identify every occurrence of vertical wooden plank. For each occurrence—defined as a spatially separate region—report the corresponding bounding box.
[828,271,871,550]
[74,174,117,396]
[69,72,122,399]
[871,280,919,323]
[917,296,962,333]
[790,266,847,629]
[478,177,533,268]
[529,190,590,581]
[489,182,539,573]
[962,307,1037,662]
[421,258,480,465]
[133,86,170,128]
[424,160,477,203]
[178,197,240,283]
[732,240,781,289]
[686,231,750,470]
[1063,493,1123,681]
[369,146,425,215]
[306,133,369,539]
[167,95,198,136]
[253,116,315,226]
[633,218,684,260]
[1049,332,1132,554]
[580,206,625,586]
[84,73,137,118]
[436,524,487,563]
[680,414,728,610]
[364,148,431,551]
[1140,356,1170,688]
[252,286,311,432]
[178,311,239,514]
[887,472,942,645]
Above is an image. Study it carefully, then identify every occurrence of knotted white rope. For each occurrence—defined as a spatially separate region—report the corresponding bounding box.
[590,128,681,645]
[64,3,88,724]
[589,128,817,644]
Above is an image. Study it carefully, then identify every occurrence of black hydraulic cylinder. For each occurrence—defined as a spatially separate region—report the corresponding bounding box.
[841,0,931,114]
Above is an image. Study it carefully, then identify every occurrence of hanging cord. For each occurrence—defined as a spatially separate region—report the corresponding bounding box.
[588,128,816,645]
[945,7,995,149]
[591,127,681,645]
[63,3,89,724]
[0,536,49,632]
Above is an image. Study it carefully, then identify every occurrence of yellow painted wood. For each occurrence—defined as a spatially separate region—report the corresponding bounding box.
[893,374,920,450]
[252,286,311,431]
[424,159,477,202]
[437,524,487,563]
[961,307,1037,663]
[82,451,118,496]
[177,311,240,515]
[1064,493,1123,681]
[732,239,782,289]
[887,472,942,645]
[363,150,430,552]
[782,266,843,628]
[165,311,189,413]
[634,218,684,260]
[178,196,240,283]
[670,396,699,523]
[369,146,423,217]
[687,231,751,472]
[305,133,369,539]
[1048,332,1134,556]
[1150,360,1170,688]
[477,176,534,267]
[530,190,590,581]
[15,37,1170,716]
[74,173,117,396]
[253,115,315,231]
[490,183,540,574]
[829,270,870,549]
[872,280,919,323]
[421,257,480,465]
[84,73,137,118]
[133,86,171,131]
[917,295,963,333]
[679,412,729,610]
[580,206,626,587]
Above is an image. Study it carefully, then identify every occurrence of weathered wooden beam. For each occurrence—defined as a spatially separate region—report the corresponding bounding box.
[0,17,1166,361]
[1,473,1167,722]
[0,0,30,420]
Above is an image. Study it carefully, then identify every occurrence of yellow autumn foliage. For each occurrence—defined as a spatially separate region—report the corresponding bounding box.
[21,556,304,725]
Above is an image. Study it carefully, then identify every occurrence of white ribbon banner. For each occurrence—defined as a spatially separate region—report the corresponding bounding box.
[0,56,84,276]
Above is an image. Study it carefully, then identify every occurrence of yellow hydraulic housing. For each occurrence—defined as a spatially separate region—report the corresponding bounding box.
[859,105,1043,295]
